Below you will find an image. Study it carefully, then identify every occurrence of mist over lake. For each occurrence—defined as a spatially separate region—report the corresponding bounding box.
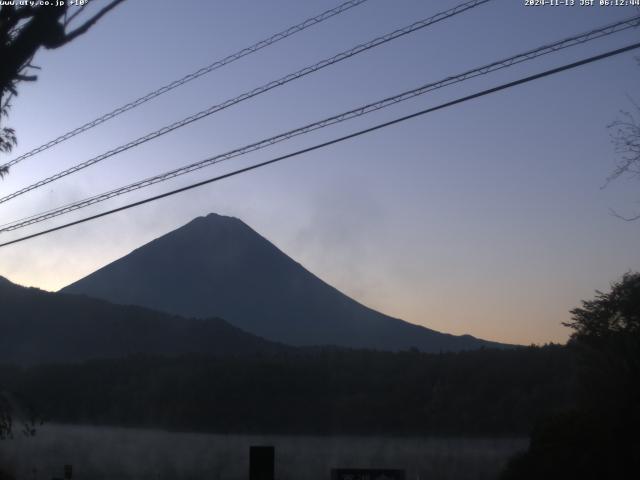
[0,424,527,480]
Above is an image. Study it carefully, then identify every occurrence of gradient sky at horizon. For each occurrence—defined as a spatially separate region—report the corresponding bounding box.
[0,0,638,345]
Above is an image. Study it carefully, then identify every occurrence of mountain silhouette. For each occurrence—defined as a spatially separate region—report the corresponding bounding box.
[62,213,508,352]
[0,275,285,365]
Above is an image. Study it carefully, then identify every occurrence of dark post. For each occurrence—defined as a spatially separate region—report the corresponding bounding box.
[63,465,72,480]
[331,469,406,480]
[249,446,274,480]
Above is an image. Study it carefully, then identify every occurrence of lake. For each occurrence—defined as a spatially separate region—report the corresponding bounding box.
[0,424,528,480]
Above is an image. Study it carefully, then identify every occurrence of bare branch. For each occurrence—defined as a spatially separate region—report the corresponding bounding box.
[60,0,126,45]
[64,4,89,27]
[15,74,37,82]
[609,207,640,222]
[606,99,640,186]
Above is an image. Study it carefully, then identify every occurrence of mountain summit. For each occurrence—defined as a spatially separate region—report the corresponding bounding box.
[62,213,507,352]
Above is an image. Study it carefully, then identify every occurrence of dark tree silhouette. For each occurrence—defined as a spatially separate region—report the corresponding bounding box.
[502,272,640,479]
[0,0,126,442]
[1,346,576,435]
[0,0,126,177]
[564,272,640,420]
[565,272,640,342]
[0,102,15,177]
[606,64,640,220]
[0,395,9,440]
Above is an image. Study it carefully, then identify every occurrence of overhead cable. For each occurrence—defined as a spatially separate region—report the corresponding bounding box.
[0,0,492,205]
[2,15,638,233]
[2,40,638,248]
[0,0,371,171]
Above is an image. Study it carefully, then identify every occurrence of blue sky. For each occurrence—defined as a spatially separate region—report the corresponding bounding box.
[0,0,638,344]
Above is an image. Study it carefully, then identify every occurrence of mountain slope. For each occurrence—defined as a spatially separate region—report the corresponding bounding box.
[62,213,508,352]
[0,276,285,365]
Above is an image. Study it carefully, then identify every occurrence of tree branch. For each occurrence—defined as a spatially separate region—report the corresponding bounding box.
[0,6,35,32]
[609,207,640,222]
[60,0,126,45]
[64,4,88,27]
[15,74,37,82]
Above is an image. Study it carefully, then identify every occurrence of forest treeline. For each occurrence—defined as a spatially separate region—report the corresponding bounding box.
[0,345,576,436]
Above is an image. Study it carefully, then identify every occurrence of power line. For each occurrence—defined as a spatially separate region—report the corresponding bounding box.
[0,0,371,171]
[2,41,638,249]
[1,15,637,233]
[0,0,492,206]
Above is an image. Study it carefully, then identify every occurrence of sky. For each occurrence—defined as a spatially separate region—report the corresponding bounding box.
[0,0,638,345]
